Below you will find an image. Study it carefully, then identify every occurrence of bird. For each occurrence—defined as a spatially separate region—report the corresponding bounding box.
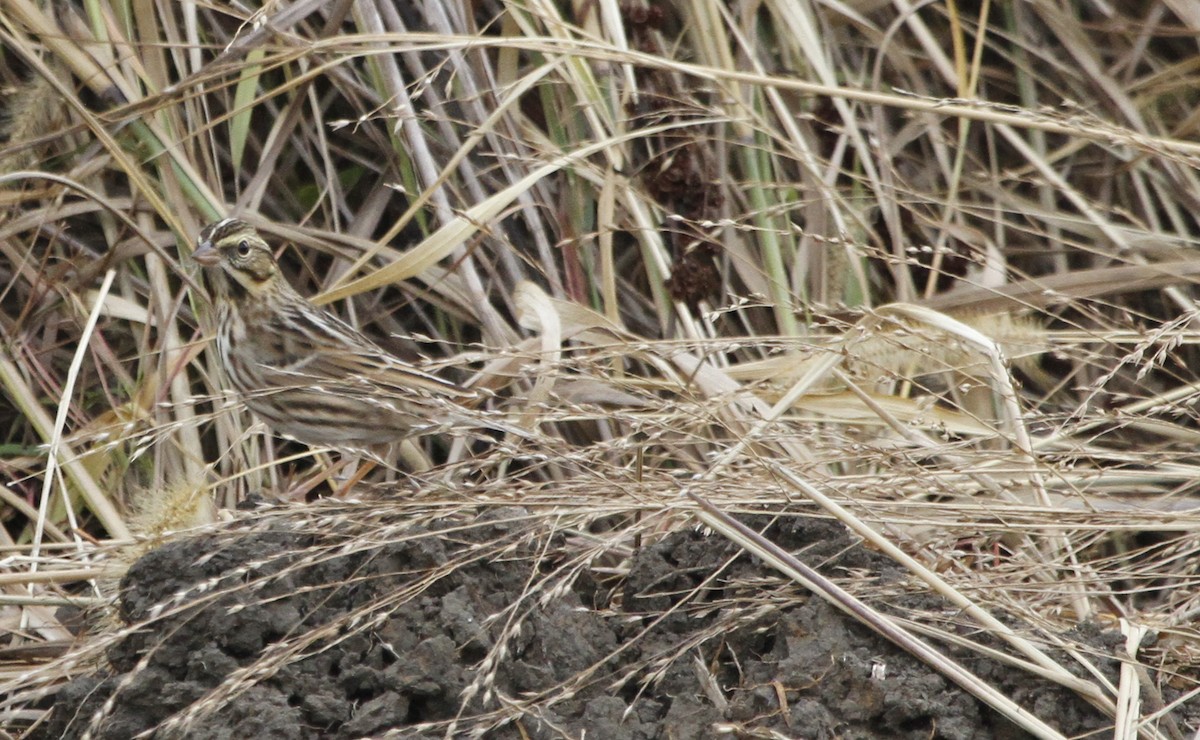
[193,217,508,458]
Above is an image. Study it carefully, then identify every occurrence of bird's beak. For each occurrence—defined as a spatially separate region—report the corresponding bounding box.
[193,242,220,267]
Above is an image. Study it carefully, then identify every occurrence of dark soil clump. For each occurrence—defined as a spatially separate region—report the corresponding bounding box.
[32,508,1131,738]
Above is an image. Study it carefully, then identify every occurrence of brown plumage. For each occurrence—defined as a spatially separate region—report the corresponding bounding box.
[194,218,489,449]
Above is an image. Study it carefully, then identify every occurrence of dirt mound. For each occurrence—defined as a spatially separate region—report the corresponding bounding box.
[34,508,1123,738]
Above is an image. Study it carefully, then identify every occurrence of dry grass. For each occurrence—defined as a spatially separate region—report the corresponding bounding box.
[2,1,1200,736]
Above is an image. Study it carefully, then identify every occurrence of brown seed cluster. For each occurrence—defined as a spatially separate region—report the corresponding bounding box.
[619,2,664,32]
[620,2,725,312]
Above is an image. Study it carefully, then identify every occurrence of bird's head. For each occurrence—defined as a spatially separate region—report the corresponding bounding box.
[193,218,280,299]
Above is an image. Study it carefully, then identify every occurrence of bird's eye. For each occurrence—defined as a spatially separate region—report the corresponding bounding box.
[236,240,251,256]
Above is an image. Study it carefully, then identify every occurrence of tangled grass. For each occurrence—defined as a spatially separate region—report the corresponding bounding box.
[2,1,1200,737]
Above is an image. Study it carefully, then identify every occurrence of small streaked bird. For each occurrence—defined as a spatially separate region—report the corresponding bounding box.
[193,217,495,452]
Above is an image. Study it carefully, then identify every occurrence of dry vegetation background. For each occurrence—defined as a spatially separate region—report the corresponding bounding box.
[2,0,1200,736]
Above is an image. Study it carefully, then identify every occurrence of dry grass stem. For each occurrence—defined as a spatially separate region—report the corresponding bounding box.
[2,2,1199,737]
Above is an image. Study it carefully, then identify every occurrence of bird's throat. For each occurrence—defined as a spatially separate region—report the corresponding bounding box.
[225,276,249,301]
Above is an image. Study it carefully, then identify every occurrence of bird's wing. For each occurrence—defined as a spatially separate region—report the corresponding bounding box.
[319,348,480,402]
[262,298,479,402]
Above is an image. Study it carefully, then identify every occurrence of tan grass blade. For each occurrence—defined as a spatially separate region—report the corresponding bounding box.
[314,117,722,305]
[686,490,1075,740]
[765,466,1120,711]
